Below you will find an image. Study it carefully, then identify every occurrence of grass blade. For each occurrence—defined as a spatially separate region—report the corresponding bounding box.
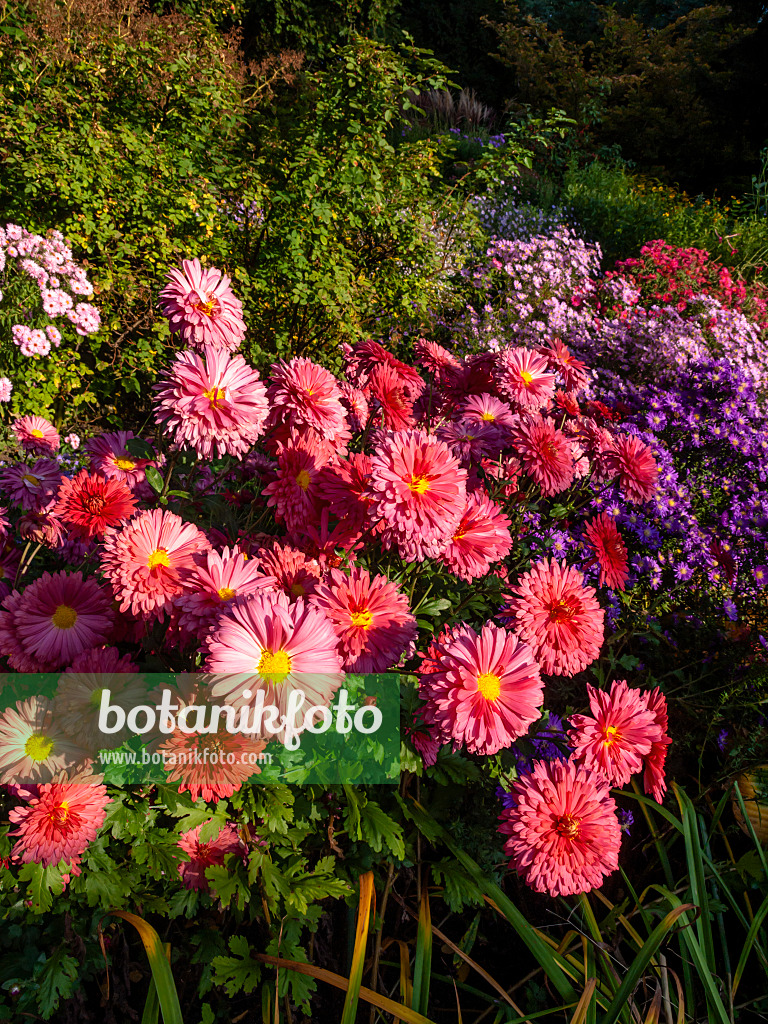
[341,871,375,1024]
[673,785,716,975]
[569,979,597,1024]
[733,891,768,997]
[108,911,183,1024]
[406,798,577,1002]
[141,977,160,1024]
[411,887,433,1015]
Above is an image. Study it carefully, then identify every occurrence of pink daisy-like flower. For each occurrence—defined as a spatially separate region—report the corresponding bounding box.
[255,543,322,601]
[436,419,501,465]
[267,357,347,440]
[9,783,110,867]
[85,431,156,488]
[498,758,621,896]
[159,258,246,352]
[419,623,543,756]
[603,434,660,505]
[12,415,60,455]
[17,509,65,549]
[583,513,629,590]
[262,435,332,532]
[404,714,442,767]
[506,559,604,676]
[568,680,661,787]
[206,594,344,741]
[439,491,513,581]
[54,659,146,750]
[460,393,516,430]
[0,459,63,512]
[177,822,245,891]
[310,566,417,673]
[8,571,113,670]
[496,348,556,411]
[348,340,426,400]
[175,547,276,632]
[0,697,92,784]
[100,509,209,620]
[541,339,590,393]
[53,471,137,540]
[368,429,467,561]
[510,415,576,497]
[368,363,417,431]
[153,345,269,460]
[643,687,671,803]
[414,339,460,380]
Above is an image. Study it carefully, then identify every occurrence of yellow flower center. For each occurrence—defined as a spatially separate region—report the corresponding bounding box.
[147,548,171,570]
[296,469,311,491]
[52,604,78,630]
[217,587,236,601]
[24,734,54,762]
[203,386,226,407]
[194,298,217,316]
[114,457,136,471]
[22,474,40,486]
[604,725,620,746]
[520,370,534,386]
[89,688,107,709]
[30,429,44,438]
[556,814,580,840]
[408,475,430,495]
[257,648,292,682]
[549,599,574,624]
[477,672,501,701]
[51,799,70,826]
[481,411,496,422]
[350,610,373,629]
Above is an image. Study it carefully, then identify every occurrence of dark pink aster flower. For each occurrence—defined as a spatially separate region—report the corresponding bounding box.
[603,434,659,505]
[439,491,513,581]
[510,415,576,497]
[267,357,347,440]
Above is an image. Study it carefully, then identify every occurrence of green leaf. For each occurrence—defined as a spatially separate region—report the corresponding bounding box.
[211,936,261,997]
[34,947,79,1019]
[359,800,405,860]
[144,466,165,493]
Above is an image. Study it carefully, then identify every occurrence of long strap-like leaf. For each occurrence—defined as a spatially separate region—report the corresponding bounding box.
[340,871,376,1024]
[107,911,183,1024]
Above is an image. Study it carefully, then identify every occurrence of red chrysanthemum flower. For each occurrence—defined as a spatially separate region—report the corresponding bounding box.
[53,471,137,540]
[153,344,269,459]
[100,509,209,620]
[368,363,416,430]
[541,339,590,393]
[568,680,661,787]
[159,257,246,352]
[9,783,111,867]
[311,566,417,673]
[12,415,60,455]
[254,543,322,601]
[643,687,671,803]
[496,348,556,411]
[603,434,659,505]
[338,381,370,432]
[85,431,157,488]
[498,758,621,896]
[419,623,543,756]
[510,415,576,497]
[414,338,460,380]
[319,453,378,536]
[505,558,604,676]
[439,491,513,581]
[177,822,245,891]
[347,340,425,400]
[368,429,467,561]
[267,357,347,440]
[583,513,629,590]
[262,435,332,532]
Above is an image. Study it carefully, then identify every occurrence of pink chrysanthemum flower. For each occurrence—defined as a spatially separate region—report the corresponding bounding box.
[175,547,276,632]
[497,348,556,411]
[53,471,137,540]
[338,381,370,432]
[262,435,332,532]
[419,623,543,756]
[510,415,576,497]
[267,357,347,440]
[603,435,660,505]
[404,714,442,767]
[368,363,416,431]
[255,543,322,601]
[100,510,209,620]
[319,454,378,536]
[368,429,467,561]
[206,595,344,741]
[0,459,63,512]
[506,559,604,676]
[583,513,629,590]
[178,822,245,891]
[498,758,621,896]
[85,431,156,488]
[541,339,590,393]
[9,782,111,867]
[54,660,147,750]
[347,340,426,399]
[0,697,92,784]
[568,680,661,787]
[12,415,60,455]
[6,571,113,670]
[643,687,671,803]
[310,566,417,673]
[159,258,246,352]
[439,491,513,581]
[153,345,269,460]
[414,339,460,379]
[460,393,516,429]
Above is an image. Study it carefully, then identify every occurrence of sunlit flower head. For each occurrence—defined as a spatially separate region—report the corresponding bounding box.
[496,348,556,411]
[53,471,137,540]
[159,257,246,352]
[439,491,513,581]
[9,782,111,867]
[582,513,629,590]
[12,415,60,455]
